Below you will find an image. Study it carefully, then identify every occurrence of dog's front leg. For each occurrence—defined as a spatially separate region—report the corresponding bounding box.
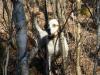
[44,57,49,75]
[48,55,52,75]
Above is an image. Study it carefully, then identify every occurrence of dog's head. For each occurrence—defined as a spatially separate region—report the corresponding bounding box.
[48,19,59,36]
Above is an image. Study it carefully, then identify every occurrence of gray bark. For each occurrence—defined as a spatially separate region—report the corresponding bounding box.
[93,1,100,75]
[12,0,29,75]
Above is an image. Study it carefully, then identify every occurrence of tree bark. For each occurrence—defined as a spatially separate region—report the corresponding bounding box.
[76,0,82,75]
[12,0,29,75]
[93,1,100,75]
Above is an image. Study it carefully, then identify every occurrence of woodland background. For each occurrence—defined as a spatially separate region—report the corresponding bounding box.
[0,0,100,75]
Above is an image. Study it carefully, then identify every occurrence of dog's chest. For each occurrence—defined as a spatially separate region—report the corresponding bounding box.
[47,38,60,55]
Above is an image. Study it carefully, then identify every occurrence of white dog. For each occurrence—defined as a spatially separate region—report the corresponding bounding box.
[34,18,69,75]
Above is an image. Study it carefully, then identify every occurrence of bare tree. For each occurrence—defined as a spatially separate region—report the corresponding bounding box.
[12,0,29,75]
[1,0,12,75]
[76,0,82,75]
[93,0,100,75]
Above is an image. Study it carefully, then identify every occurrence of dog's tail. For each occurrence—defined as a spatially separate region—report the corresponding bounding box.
[34,17,48,38]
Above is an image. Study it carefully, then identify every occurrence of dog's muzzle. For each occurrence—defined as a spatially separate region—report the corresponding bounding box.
[46,28,51,35]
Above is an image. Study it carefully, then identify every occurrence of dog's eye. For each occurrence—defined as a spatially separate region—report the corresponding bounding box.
[53,24,57,27]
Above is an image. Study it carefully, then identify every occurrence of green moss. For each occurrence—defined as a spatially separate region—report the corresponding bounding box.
[80,7,93,17]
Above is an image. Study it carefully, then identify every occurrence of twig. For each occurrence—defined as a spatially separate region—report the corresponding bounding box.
[44,0,49,30]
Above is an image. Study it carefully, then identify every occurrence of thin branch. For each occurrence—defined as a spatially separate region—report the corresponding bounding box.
[44,0,49,30]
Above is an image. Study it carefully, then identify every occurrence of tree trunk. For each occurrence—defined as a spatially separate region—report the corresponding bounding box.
[93,1,100,75]
[76,0,82,75]
[12,0,29,75]
[1,0,11,75]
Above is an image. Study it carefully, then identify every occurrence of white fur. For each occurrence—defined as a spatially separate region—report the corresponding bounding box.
[35,19,69,75]
[48,19,59,35]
